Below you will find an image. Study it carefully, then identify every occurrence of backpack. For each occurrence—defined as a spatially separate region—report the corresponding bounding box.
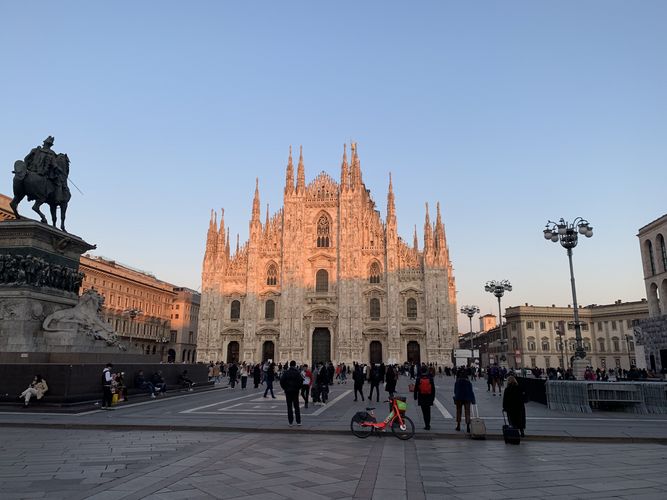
[418,376,432,395]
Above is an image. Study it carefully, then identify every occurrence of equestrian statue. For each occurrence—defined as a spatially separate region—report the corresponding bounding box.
[10,136,72,232]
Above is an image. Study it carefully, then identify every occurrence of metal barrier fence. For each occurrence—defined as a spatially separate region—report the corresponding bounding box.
[545,381,667,414]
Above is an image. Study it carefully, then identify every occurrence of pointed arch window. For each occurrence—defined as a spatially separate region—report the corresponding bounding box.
[230,300,240,320]
[407,298,417,320]
[646,240,656,275]
[265,299,275,320]
[266,264,278,286]
[370,298,380,320]
[317,215,330,247]
[659,234,667,272]
[369,262,381,284]
[316,269,328,293]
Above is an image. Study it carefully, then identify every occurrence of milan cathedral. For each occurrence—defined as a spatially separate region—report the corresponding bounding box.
[197,144,457,366]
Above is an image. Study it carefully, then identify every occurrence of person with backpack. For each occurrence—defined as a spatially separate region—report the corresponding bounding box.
[413,366,435,430]
[352,362,365,401]
[454,368,476,432]
[279,360,303,426]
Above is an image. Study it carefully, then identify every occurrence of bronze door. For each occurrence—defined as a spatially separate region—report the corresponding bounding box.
[312,328,331,366]
[369,341,382,364]
[227,341,240,363]
[262,341,275,362]
[407,341,420,365]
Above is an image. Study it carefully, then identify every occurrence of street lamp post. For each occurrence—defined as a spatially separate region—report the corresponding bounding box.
[556,328,566,371]
[543,217,593,361]
[484,280,512,366]
[624,334,634,368]
[122,308,143,347]
[460,305,480,366]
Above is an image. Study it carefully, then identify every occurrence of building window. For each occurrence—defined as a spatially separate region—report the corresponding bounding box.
[615,358,621,368]
[600,357,606,369]
[370,298,380,320]
[511,322,517,331]
[175,314,179,319]
[170,330,177,343]
[267,264,278,286]
[188,331,194,344]
[628,338,635,351]
[544,356,551,368]
[567,323,574,331]
[646,240,656,275]
[316,215,330,247]
[265,299,275,320]
[541,339,549,351]
[230,300,241,320]
[369,262,381,284]
[581,323,589,331]
[626,319,632,329]
[583,339,591,351]
[598,339,605,352]
[175,304,180,310]
[407,298,417,320]
[511,337,518,351]
[530,357,536,368]
[316,269,328,293]
[612,337,620,352]
[540,321,546,330]
[527,339,536,351]
[526,321,534,329]
[659,234,667,272]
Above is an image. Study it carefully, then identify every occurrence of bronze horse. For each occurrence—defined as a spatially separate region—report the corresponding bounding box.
[10,154,71,232]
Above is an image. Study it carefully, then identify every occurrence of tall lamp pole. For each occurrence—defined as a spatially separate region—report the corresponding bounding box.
[122,308,143,347]
[460,305,480,366]
[484,280,512,365]
[543,218,593,360]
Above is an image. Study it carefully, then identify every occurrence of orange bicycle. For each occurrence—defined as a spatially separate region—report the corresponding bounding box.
[350,396,415,440]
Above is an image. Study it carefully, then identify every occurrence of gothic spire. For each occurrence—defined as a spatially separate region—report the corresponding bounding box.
[424,202,433,251]
[225,227,230,258]
[413,225,419,250]
[340,144,348,191]
[217,208,226,247]
[296,145,305,192]
[350,142,361,189]
[204,209,218,261]
[236,233,240,254]
[285,145,294,195]
[251,177,260,222]
[435,201,445,250]
[265,203,270,229]
[387,172,395,222]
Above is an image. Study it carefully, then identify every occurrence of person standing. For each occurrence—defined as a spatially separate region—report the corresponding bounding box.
[228,362,238,388]
[368,364,381,402]
[300,364,312,408]
[280,360,303,426]
[263,362,276,398]
[454,369,476,432]
[102,363,114,410]
[316,362,329,404]
[20,374,48,408]
[352,363,365,401]
[414,366,435,430]
[384,364,397,398]
[502,375,526,437]
[240,362,248,389]
[253,363,261,388]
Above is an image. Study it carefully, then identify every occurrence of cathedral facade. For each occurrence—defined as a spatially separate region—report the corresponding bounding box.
[197,144,457,366]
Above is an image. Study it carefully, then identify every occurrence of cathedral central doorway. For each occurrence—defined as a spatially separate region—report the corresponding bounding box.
[262,341,275,362]
[227,341,239,363]
[312,328,331,367]
[369,341,382,364]
[407,341,420,365]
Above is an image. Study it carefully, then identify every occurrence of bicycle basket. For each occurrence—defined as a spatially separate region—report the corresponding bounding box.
[395,396,408,413]
[352,411,375,423]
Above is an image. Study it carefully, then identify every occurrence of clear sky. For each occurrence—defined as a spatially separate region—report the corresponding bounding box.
[1,1,665,331]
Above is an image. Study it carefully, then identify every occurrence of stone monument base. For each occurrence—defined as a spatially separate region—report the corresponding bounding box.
[572,358,588,380]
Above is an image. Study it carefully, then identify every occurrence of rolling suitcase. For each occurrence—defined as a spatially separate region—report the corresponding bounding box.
[469,404,486,440]
[502,411,521,445]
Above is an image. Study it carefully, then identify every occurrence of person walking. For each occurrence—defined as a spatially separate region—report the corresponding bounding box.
[352,363,365,401]
[502,375,526,437]
[454,369,476,433]
[316,362,329,404]
[101,363,114,410]
[240,362,248,389]
[253,363,261,388]
[300,364,312,408]
[368,364,381,402]
[384,364,397,398]
[228,362,238,389]
[413,366,435,430]
[280,360,303,426]
[263,362,276,398]
[20,374,48,408]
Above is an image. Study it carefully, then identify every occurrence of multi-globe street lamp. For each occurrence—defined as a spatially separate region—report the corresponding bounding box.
[543,218,593,360]
[555,325,566,370]
[122,308,143,347]
[484,280,512,365]
[460,305,480,366]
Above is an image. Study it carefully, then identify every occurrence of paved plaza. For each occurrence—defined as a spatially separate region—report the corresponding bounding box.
[1,376,667,499]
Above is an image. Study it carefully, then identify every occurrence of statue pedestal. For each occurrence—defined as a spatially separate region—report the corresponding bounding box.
[572,358,588,380]
[0,220,102,362]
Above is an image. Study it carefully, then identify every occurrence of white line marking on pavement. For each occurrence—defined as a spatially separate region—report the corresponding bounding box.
[220,403,243,410]
[311,390,352,416]
[434,398,453,419]
[181,390,269,414]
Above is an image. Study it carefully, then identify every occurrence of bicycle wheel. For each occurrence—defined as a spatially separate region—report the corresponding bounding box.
[391,415,415,440]
[350,417,374,438]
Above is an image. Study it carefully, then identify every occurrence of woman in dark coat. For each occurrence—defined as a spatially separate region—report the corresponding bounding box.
[352,363,365,401]
[453,369,476,432]
[384,365,397,397]
[413,366,436,430]
[502,375,526,437]
[253,364,261,388]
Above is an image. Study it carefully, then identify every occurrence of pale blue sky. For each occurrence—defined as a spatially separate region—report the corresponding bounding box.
[1,1,665,330]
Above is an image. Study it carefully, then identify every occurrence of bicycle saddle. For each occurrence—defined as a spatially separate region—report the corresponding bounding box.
[366,407,375,411]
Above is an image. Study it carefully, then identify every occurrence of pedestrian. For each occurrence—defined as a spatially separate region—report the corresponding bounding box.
[352,362,365,401]
[502,375,526,437]
[263,361,276,398]
[253,363,261,388]
[453,368,476,433]
[316,362,329,404]
[300,364,312,408]
[240,362,248,389]
[102,363,114,409]
[19,374,48,408]
[368,364,381,402]
[280,360,303,426]
[228,362,238,388]
[384,364,397,398]
[413,366,435,430]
